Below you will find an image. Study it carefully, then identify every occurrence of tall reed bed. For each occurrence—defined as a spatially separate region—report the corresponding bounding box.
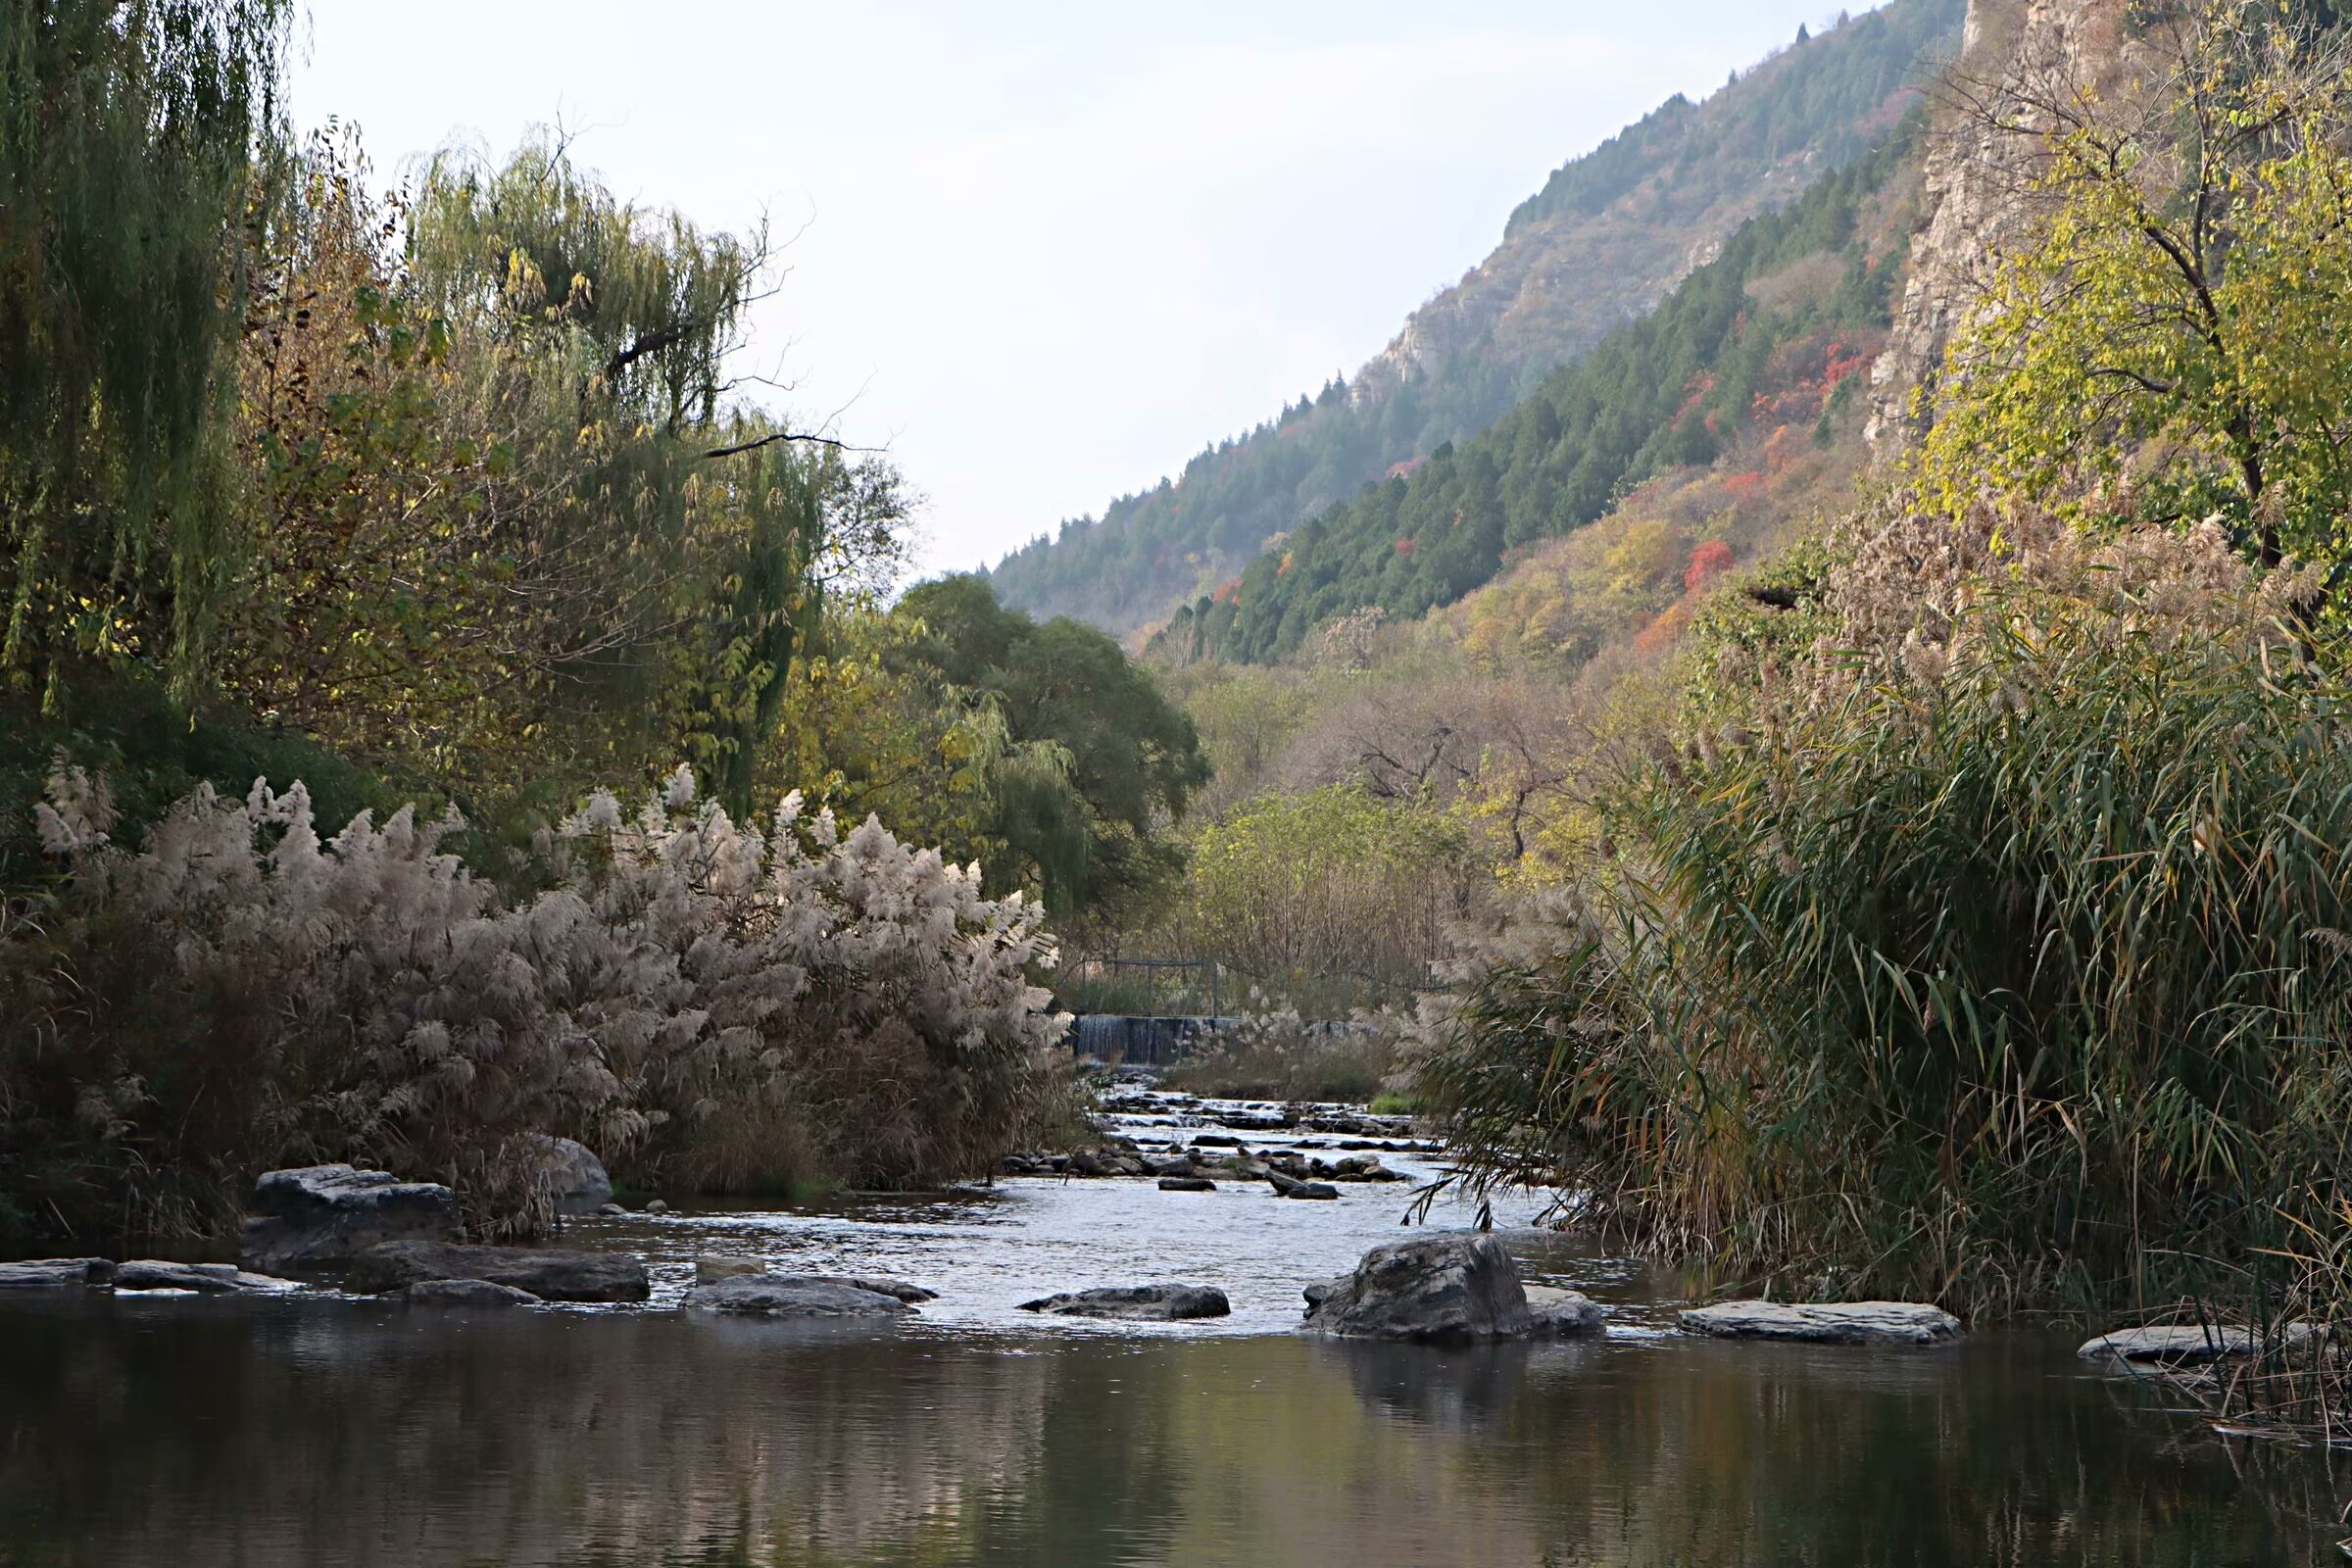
[1413,508,2352,1314]
[0,767,1071,1244]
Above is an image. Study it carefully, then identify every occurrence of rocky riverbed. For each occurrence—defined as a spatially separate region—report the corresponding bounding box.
[6,1084,2349,1566]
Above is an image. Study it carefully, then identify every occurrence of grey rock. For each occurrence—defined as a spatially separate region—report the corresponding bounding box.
[1679,1299,1962,1347]
[2077,1323,2322,1366]
[682,1275,914,1319]
[114,1259,291,1294]
[598,1202,630,1216]
[1301,1275,1349,1309]
[1145,1155,1198,1178]
[1302,1234,1532,1342]
[1283,1181,1340,1200]
[1019,1285,1231,1321]
[1190,1134,1244,1149]
[803,1275,939,1304]
[344,1241,651,1302]
[694,1256,767,1286]
[527,1136,613,1216]
[1525,1284,1606,1337]
[403,1278,540,1307]
[1158,1176,1218,1192]
[643,1199,671,1215]
[239,1164,461,1275]
[0,1258,116,1290]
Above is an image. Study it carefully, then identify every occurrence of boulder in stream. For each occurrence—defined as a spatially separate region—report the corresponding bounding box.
[683,1275,915,1319]
[403,1278,540,1307]
[1525,1285,1606,1337]
[1265,1170,1339,1200]
[1158,1176,1217,1192]
[528,1136,613,1216]
[344,1241,651,1302]
[1019,1285,1231,1321]
[238,1164,461,1275]
[0,1258,116,1291]
[1678,1300,1961,1347]
[1301,1234,1533,1342]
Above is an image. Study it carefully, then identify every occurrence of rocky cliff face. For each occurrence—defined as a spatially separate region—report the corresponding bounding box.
[1864,0,2141,453]
[1352,12,1943,414]
[1346,146,1814,412]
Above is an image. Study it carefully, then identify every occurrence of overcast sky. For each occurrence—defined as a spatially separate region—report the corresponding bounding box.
[292,3,1862,579]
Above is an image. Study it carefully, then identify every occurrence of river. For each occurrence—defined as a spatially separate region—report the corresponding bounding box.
[0,1090,2342,1565]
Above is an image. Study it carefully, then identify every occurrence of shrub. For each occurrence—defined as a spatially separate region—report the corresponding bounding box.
[1411,507,2352,1314]
[0,765,1070,1244]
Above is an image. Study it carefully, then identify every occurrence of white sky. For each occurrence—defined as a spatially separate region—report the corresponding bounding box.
[292,3,1863,579]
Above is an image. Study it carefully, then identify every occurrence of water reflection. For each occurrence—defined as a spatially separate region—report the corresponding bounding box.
[0,1295,2340,1566]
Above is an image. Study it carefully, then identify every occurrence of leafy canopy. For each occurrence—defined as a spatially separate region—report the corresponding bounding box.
[1917,1,2352,569]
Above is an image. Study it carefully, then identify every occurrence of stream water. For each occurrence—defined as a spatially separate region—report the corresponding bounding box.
[1,1091,2344,1566]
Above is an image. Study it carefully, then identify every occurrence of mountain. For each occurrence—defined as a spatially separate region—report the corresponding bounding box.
[982,0,1968,642]
[1151,127,1920,664]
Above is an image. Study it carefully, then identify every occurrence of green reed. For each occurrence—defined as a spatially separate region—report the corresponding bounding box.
[1418,585,2352,1316]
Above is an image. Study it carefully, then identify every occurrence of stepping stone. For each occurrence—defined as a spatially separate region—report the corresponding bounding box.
[1679,1299,1961,1347]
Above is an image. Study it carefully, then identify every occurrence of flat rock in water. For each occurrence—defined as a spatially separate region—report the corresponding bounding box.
[344,1241,650,1302]
[1679,1300,1961,1347]
[1525,1285,1606,1337]
[694,1256,767,1285]
[1019,1285,1231,1321]
[239,1164,461,1275]
[802,1275,939,1304]
[1158,1176,1217,1192]
[1302,1234,1532,1342]
[1284,1182,1340,1200]
[682,1276,915,1319]
[0,1258,116,1291]
[403,1278,540,1307]
[114,1260,292,1294]
[2076,1323,2319,1366]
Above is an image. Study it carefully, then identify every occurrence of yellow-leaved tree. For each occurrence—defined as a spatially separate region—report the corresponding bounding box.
[1917,1,2352,572]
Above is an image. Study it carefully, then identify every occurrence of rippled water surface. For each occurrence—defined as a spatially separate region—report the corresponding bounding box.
[2,1093,2344,1565]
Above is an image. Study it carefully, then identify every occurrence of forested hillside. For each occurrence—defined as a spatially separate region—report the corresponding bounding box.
[1151,132,1917,663]
[983,0,1964,638]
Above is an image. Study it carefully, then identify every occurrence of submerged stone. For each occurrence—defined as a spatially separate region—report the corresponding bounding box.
[682,1276,915,1319]
[0,1258,116,1291]
[1019,1285,1231,1320]
[1157,1176,1217,1192]
[345,1241,650,1302]
[1679,1300,1961,1347]
[2077,1323,2321,1367]
[403,1278,540,1308]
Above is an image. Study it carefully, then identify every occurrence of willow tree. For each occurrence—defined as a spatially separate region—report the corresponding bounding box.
[396,135,924,808]
[1917,1,2352,570]
[0,0,290,704]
